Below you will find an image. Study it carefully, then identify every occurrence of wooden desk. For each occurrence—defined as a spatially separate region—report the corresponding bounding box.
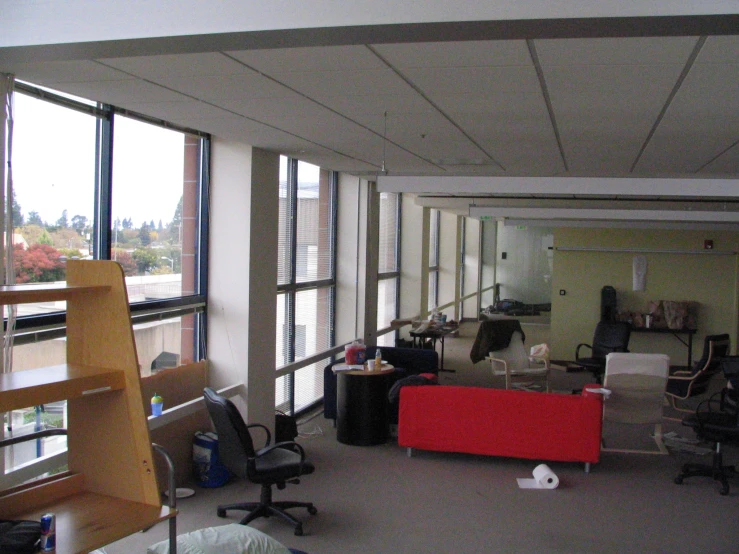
[632,326,696,367]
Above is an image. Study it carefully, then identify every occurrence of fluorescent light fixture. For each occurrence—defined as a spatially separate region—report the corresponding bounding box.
[501,219,739,230]
[469,206,739,224]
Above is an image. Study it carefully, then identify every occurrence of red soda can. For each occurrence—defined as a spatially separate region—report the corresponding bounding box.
[40,512,56,552]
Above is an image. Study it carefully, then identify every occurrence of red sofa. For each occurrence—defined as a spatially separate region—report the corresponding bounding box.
[398,385,603,471]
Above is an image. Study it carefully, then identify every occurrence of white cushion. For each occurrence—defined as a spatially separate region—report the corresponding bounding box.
[147,524,291,554]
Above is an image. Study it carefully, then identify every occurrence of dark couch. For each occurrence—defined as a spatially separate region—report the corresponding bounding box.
[323,346,439,423]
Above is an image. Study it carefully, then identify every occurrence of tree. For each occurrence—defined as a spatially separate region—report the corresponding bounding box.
[113,249,137,276]
[38,229,53,246]
[56,209,69,228]
[27,211,44,226]
[11,190,24,226]
[71,215,88,235]
[122,218,133,230]
[14,243,65,283]
[138,223,151,246]
[132,248,159,274]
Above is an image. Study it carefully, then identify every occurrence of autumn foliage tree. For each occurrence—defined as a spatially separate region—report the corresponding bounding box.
[14,243,65,283]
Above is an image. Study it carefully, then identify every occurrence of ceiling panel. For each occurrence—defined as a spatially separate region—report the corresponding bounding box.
[372,40,531,68]
[99,52,254,78]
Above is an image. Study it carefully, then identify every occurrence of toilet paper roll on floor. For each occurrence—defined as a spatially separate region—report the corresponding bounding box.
[517,464,559,489]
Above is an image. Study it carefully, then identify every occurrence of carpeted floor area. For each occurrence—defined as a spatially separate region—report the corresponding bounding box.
[102,321,739,553]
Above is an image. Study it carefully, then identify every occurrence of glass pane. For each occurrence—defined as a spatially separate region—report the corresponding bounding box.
[12,91,97,315]
[133,313,199,377]
[111,115,199,301]
[293,359,328,413]
[377,277,397,330]
[295,287,332,360]
[378,192,398,273]
[296,161,333,283]
[276,292,289,367]
[277,157,291,286]
[428,270,438,313]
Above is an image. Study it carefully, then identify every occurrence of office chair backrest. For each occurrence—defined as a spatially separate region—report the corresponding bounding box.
[489,331,530,372]
[591,321,632,359]
[690,334,730,391]
[203,387,256,478]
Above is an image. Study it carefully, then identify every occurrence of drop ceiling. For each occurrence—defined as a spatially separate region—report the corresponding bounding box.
[1,14,739,219]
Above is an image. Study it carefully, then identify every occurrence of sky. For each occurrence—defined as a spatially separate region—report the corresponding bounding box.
[11,91,184,229]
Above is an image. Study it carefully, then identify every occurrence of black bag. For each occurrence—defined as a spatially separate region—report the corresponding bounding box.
[0,519,42,554]
[275,411,298,443]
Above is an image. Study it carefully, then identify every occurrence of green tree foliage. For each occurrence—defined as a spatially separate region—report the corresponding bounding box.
[132,248,159,274]
[71,215,88,235]
[11,190,24,226]
[13,243,65,283]
[56,209,69,228]
[38,229,53,246]
[27,211,44,226]
[138,223,151,246]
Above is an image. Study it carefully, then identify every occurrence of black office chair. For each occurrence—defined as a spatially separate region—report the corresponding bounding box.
[674,360,739,496]
[574,320,632,383]
[203,387,317,536]
[665,333,730,413]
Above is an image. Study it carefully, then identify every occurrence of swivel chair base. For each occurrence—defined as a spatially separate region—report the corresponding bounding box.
[674,441,736,496]
[217,483,318,535]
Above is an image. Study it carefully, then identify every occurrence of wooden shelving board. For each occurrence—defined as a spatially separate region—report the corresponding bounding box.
[0,283,110,304]
[8,490,174,554]
[0,364,125,412]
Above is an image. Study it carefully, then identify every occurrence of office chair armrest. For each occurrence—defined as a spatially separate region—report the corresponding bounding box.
[247,423,272,447]
[667,372,695,381]
[486,356,509,375]
[255,441,306,459]
[575,343,592,358]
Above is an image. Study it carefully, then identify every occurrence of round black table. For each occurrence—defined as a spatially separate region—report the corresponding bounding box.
[336,366,395,446]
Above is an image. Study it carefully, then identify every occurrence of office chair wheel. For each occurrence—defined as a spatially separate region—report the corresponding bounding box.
[308,506,318,515]
[217,508,227,517]
[294,524,304,536]
[719,484,729,496]
[674,475,684,485]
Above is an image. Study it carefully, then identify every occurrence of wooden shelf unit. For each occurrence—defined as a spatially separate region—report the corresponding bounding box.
[0,260,175,554]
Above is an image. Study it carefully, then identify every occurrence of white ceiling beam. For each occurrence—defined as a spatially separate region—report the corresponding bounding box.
[379,176,739,198]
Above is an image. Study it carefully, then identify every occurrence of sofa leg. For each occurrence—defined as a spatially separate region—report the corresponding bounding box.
[407,447,413,458]
[584,462,591,473]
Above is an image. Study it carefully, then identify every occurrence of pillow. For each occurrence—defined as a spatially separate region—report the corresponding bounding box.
[147,524,291,554]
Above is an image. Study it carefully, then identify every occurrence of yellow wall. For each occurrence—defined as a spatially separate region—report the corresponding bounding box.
[550,228,739,364]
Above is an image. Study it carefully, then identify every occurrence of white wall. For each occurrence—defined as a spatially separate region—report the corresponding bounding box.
[207,140,278,428]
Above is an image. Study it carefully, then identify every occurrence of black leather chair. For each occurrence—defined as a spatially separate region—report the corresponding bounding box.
[665,333,730,413]
[674,376,739,495]
[575,320,632,383]
[203,387,317,536]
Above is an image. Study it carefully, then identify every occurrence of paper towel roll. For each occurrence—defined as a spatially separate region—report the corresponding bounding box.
[517,464,559,489]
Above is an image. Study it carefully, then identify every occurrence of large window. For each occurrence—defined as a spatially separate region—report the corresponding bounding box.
[377,192,400,347]
[276,158,336,415]
[4,81,209,478]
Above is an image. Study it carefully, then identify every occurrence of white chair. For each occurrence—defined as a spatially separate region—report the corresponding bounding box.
[602,352,670,454]
[486,331,550,392]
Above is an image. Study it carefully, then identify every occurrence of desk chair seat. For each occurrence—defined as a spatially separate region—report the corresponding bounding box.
[203,388,317,536]
[674,390,739,495]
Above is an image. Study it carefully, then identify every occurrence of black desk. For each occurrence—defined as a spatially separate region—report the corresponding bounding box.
[632,326,696,367]
[409,324,458,369]
[336,367,395,446]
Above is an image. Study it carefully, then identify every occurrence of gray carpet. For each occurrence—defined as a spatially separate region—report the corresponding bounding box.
[103,322,739,553]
